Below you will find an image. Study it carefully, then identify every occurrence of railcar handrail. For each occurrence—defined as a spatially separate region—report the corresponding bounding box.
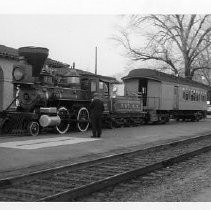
[142,96,161,110]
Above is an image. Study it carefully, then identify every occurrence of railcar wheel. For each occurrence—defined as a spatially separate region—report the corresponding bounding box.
[77,107,89,132]
[56,107,70,134]
[27,121,39,136]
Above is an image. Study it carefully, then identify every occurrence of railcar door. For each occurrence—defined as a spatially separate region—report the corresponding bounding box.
[173,86,179,109]
[139,78,148,106]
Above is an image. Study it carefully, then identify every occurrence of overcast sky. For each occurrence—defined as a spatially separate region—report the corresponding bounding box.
[0,15,128,77]
[1,0,211,79]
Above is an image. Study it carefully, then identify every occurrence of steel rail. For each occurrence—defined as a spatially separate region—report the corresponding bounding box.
[0,133,211,201]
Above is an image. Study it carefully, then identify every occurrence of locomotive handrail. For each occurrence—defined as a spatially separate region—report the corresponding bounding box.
[4,96,18,111]
[115,95,140,99]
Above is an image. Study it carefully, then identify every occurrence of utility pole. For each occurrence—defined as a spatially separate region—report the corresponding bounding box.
[95,46,97,75]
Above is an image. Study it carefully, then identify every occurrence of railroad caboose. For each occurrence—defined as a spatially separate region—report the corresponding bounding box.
[122,69,209,123]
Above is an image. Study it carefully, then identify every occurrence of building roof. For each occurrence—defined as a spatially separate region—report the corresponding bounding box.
[122,68,210,90]
[53,67,120,84]
[0,45,69,68]
[0,45,120,84]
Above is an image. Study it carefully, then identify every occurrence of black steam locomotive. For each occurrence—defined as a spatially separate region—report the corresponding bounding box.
[0,47,144,136]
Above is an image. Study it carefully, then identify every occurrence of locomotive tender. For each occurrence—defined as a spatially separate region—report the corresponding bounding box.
[0,46,209,136]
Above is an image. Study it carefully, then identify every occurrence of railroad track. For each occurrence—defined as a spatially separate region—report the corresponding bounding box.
[1,134,211,201]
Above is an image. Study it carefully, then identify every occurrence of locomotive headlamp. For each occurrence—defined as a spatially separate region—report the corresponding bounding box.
[13,67,24,81]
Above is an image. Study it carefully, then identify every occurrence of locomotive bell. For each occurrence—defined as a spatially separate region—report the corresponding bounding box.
[18,47,49,77]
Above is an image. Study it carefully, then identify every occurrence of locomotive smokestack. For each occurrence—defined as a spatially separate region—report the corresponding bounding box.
[18,47,49,77]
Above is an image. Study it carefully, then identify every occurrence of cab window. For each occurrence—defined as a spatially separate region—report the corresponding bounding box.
[91,81,97,92]
[99,82,104,90]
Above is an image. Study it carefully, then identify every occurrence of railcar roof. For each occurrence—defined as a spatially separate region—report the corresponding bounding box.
[81,72,121,84]
[122,68,210,90]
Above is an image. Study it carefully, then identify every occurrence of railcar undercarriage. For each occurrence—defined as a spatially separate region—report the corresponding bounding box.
[0,103,90,136]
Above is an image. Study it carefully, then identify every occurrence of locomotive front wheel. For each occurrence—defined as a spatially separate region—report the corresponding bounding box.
[77,107,89,132]
[56,107,70,134]
[27,121,40,136]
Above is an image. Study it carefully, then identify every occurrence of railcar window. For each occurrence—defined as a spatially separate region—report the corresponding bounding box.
[81,78,89,90]
[104,83,109,96]
[67,77,80,84]
[183,90,186,100]
[191,91,194,101]
[185,90,189,100]
[99,82,104,90]
[201,93,205,101]
[91,81,97,92]
[196,92,199,101]
[193,91,196,101]
[203,93,207,101]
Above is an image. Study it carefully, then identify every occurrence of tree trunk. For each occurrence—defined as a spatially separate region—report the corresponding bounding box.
[184,55,192,80]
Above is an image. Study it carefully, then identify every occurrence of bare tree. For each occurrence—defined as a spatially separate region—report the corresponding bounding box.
[193,46,211,85]
[114,15,211,80]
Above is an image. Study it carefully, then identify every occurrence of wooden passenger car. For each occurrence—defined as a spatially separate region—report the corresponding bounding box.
[122,68,209,122]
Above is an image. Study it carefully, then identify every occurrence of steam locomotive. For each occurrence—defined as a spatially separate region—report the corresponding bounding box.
[0,47,145,136]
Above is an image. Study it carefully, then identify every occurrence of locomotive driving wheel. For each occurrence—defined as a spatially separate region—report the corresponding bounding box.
[27,121,40,136]
[56,107,70,134]
[77,107,89,132]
